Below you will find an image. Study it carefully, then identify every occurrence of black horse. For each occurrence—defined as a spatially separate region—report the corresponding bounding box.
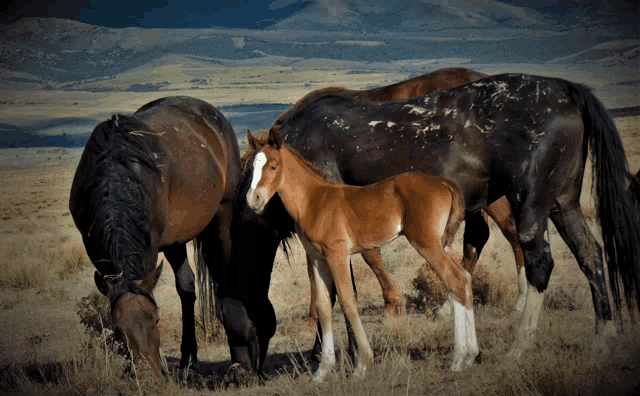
[69,96,247,375]
[227,73,640,372]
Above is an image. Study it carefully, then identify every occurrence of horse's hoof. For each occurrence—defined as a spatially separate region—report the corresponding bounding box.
[223,363,259,387]
[352,364,367,379]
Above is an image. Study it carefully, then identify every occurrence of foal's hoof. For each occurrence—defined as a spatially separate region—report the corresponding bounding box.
[383,300,406,317]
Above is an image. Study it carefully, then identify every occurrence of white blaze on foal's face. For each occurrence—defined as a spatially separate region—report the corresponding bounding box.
[247,150,282,213]
[250,151,267,190]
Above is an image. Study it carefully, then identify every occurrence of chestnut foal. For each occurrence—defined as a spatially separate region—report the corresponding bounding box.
[245,128,478,381]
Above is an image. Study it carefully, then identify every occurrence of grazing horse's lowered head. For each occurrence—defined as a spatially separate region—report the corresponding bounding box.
[71,114,166,377]
[94,264,163,377]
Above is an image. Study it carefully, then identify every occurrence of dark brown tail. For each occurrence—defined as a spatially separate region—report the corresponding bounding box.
[441,180,465,248]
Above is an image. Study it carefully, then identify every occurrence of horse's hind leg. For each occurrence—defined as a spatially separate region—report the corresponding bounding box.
[361,248,404,316]
[483,197,527,313]
[549,202,613,337]
[164,243,198,369]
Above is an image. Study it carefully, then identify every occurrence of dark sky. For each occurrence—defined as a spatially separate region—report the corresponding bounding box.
[1,0,637,30]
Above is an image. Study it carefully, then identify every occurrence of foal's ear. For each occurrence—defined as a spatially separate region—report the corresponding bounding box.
[138,260,163,292]
[267,127,283,149]
[247,129,260,150]
[94,271,116,298]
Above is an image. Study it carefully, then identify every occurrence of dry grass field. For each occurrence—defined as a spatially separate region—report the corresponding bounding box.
[1,65,640,395]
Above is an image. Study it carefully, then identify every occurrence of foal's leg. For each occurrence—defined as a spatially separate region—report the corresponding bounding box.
[435,210,489,320]
[483,197,527,313]
[310,259,358,364]
[307,253,319,324]
[164,243,198,369]
[309,255,337,382]
[361,248,404,316]
[408,235,479,370]
[326,250,374,379]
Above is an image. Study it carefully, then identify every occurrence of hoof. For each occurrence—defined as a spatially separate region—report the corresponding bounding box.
[352,364,367,379]
[223,363,259,387]
[383,300,406,317]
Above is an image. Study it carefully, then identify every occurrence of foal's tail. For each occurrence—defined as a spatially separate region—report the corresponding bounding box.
[569,83,640,314]
[441,179,466,248]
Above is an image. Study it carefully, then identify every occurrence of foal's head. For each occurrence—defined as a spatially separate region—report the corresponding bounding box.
[245,128,285,214]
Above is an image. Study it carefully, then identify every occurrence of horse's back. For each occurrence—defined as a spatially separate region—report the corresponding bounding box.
[135,96,240,192]
[134,96,241,244]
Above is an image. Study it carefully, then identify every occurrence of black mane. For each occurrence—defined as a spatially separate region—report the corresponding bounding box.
[83,115,160,292]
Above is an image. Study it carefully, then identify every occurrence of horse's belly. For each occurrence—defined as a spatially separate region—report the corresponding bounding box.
[161,193,222,245]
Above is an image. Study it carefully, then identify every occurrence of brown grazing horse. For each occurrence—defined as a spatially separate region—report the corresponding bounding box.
[69,96,241,376]
[297,68,525,324]
[245,128,477,380]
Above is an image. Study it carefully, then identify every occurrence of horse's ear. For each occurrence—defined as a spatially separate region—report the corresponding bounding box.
[247,129,260,150]
[267,127,283,149]
[139,260,163,292]
[95,271,115,298]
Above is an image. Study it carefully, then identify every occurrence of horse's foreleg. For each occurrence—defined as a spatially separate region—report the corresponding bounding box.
[309,255,336,382]
[507,204,553,360]
[326,250,374,379]
[484,197,527,314]
[164,243,198,369]
[461,210,490,273]
[361,248,404,316]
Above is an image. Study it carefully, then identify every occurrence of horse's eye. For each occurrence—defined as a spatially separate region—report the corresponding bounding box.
[156,319,160,324]
[270,165,277,171]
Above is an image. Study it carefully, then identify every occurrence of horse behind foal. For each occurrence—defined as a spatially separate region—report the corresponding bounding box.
[245,128,477,381]
[69,96,241,376]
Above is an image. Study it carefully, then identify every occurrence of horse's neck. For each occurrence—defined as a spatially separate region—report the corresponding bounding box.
[278,148,331,223]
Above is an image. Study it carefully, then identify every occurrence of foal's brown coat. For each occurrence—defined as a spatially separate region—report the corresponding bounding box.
[245,128,479,380]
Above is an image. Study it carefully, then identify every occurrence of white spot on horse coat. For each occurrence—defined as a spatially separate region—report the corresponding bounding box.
[403,104,427,115]
[387,121,395,128]
[368,121,384,127]
[251,152,267,190]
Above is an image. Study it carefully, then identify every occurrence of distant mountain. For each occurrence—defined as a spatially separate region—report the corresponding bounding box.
[270,0,552,32]
[0,126,89,148]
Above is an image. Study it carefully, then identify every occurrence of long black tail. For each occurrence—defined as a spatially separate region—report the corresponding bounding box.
[194,220,222,333]
[570,83,640,314]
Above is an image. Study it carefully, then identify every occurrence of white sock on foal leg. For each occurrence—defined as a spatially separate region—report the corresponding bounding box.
[450,297,470,371]
[312,331,336,382]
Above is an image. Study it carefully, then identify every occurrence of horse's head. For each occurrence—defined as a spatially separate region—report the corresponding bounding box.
[94,261,164,377]
[246,128,285,214]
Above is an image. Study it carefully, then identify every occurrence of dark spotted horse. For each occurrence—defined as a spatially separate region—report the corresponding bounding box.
[302,68,527,324]
[69,96,245,376]
[230,73,640,371]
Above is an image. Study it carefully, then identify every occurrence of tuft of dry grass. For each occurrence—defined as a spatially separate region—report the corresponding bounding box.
[0,240,91,289]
